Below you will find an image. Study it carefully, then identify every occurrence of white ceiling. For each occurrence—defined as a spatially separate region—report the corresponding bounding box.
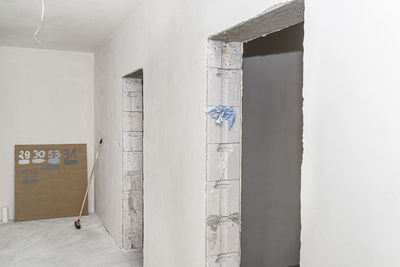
[0,0,138,52]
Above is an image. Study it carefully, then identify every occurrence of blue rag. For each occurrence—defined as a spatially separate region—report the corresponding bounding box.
[208,105,235,129]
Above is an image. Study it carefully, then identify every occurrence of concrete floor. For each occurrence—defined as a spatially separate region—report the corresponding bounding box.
[0,215,143,267]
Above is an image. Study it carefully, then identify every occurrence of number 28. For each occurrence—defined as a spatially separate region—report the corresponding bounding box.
[18,150,30,160]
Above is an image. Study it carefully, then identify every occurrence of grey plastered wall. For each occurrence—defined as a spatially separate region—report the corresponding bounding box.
[241,23,303,267]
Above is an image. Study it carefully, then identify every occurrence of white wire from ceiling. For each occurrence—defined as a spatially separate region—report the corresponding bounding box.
[33,0,45,44]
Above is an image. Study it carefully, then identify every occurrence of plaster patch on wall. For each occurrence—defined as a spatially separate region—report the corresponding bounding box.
[122,75,143,250]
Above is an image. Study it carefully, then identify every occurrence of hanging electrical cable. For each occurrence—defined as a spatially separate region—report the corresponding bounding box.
[34,0,45,44]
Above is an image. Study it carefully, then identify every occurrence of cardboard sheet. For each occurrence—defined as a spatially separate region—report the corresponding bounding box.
[15,144,88,221]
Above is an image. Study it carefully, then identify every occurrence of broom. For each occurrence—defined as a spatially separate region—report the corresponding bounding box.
[74,138,103,229]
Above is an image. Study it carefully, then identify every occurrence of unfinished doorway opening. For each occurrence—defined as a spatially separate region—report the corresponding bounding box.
[242,23,303,267]
[122,69,143,251]
[205,1,304,266]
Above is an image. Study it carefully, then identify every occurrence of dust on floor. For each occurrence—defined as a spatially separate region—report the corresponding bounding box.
[0,215,143,267]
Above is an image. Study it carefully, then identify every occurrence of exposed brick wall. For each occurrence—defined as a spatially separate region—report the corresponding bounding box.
[122,77,143,250]
[206,40,243,267]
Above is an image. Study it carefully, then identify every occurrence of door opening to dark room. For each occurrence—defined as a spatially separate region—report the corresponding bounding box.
[241,22,304,267]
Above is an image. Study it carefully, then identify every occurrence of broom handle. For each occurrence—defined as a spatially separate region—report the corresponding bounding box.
[78,140,102,220]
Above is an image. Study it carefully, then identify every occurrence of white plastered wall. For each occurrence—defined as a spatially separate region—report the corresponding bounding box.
[94,0,400,266]
[93,0,284,264]
[301,1,400,266]
[0,46,94,220]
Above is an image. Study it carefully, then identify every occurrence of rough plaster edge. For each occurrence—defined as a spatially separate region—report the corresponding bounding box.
[210,0,304,43]
[124,68,143,79]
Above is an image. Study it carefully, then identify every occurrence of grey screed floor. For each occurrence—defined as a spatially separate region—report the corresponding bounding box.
[0,215,143,267]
